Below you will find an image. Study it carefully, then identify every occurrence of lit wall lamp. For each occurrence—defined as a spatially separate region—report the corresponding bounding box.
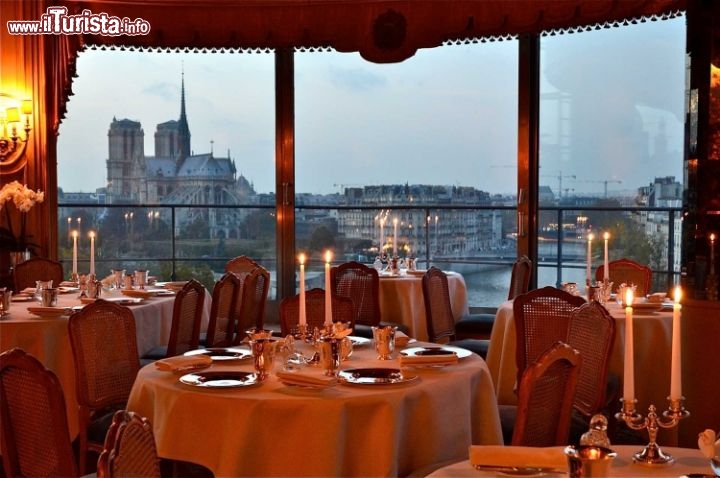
[0,94,32,165]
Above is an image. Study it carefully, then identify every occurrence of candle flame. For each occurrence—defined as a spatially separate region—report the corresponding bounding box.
[89,231,95,239]
[588,233,594,241]
[393,218,398,226]
[711,233,716,242]
[298,253,305,265]
[324,250,332,263]
[603,232,610,240]
[625,288,634,307]
[72,230,78,238]
[674,286,682,304]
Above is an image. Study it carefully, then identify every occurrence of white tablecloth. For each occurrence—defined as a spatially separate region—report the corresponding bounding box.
[485,299,678,444]
[127,341,502,477]
[0,289,210,440]
[423,445,713,477]
[379,271,469,341]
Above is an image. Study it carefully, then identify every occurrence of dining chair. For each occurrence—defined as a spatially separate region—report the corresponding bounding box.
[142,278,206,359]
[330,261,381,331]
[224,255,261,274]
[421,267,490,358]
[455,255,532,340]
[97,410,161,478]
[513,285,586,389]
[510,341,581,446]
[595,257,653,296]
[228,266,270,342]
[68,300,141,475]
[0,347,79,478]
[12,256,64,292]
[203,272,242,347]
[279,287,355,335]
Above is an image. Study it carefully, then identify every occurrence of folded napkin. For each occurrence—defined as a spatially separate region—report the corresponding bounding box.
[699,429,720,459]
[399,353,458,366]
[154,354,212,373]
[469,445,567,470]
[395,330,411,348]
[276,370,337,388]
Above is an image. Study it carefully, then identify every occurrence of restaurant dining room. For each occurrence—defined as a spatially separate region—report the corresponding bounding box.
[2,0,720,477]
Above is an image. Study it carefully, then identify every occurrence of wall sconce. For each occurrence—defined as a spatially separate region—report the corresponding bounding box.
[0,93,32,165]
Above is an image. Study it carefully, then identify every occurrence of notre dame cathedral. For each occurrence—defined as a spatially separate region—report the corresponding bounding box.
[105,74,255,239]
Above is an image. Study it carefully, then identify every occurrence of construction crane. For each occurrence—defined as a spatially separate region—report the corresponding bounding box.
[540,171,576,199]
[576,179,622,198]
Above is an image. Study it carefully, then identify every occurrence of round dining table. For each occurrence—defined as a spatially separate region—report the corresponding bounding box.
[423,445,715,477]
[126,340,502,477]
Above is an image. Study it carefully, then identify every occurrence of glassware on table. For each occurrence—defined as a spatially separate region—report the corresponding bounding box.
[0,288,11,316]
[40,288,59,307]
[111,269,125,289]
[372,325,396,360]
[250,338,277,380]
[712,455,720,476]
[318,336,341,376]
[246,328,274,341]
[134,269,149,289]
[561,282,578,295]
[34,280,53,302]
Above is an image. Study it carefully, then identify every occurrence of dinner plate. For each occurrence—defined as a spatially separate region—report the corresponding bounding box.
[145,288,175,296]
[338,367,418,386]
[103,297,144,305]
[348,336,371,347]
[11,295,33,302]
[179,370,261,388]
[406,270,426,277]
[184,347,252,361]
[630,301,663,315]
[26,306,70,319]
[121,289,153,299]
[474,465,554,476]
[401,345,472,359]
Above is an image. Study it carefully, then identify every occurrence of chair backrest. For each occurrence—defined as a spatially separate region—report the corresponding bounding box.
[330,261,381,327]
[595,258,652,296]
[97,410,161,478]
[512,341,581,447]
[566,301,616,418]
[12,257,64,292]
[205,272,242,347]
[421,267,457,343]
[513,286,586,389]
[224,255,261,275]
[166,279,206,356]
[508,255,533,300]
[0,348,78,478]
[279,287,355,335]
[237,266,270,332]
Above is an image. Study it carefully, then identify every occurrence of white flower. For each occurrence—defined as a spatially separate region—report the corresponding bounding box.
[0,180,44,212]
[698,429,719,459]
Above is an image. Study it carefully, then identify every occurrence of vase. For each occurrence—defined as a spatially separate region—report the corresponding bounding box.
[9,250,30,268]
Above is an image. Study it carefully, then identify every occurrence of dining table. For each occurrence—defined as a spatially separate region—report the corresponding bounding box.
[378,270,469,341]
[485,297,680,444]
[0,286,211,440]
[126,339,503,477]
[422,445,715,477]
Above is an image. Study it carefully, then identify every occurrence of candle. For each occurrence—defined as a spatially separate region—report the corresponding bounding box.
[89,231,96,276]
[380,217,385,255]
[72,231,78,276]
[603,232,610,281]
[324,250,333,326]
[299,254,307,326]
[393,218,398,257]
[586,233,594,286]
[670,286,682,400]
[711,233,716,274]
[623,288,634,401]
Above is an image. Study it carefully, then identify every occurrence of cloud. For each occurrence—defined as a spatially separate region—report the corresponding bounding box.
[141,82,179,102]
[328,66,386,91]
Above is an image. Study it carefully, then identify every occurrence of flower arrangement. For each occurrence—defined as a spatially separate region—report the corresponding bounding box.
[0,180,45,252]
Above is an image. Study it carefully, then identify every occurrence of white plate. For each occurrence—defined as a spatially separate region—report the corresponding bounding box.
[184,347,251,361]
[338,367,418,386]
[348,336,371,347]
[104,297,144,305]
[401,345,472,359]
[26,306,70,319]
[179,370,261,388]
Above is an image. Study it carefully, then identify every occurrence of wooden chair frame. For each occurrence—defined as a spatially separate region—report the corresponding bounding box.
[595,257,652,296]
[12,256,64,292]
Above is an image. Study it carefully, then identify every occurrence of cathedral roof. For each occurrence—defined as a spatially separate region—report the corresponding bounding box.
[177,154,235,177]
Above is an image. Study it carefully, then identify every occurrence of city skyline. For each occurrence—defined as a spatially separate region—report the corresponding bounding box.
[57,16,685,197]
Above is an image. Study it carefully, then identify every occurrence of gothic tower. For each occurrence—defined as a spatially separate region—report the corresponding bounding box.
[107,117,144,201]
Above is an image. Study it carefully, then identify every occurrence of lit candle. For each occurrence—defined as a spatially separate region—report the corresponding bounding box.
[299,253,307,326]
[89,231,96,276]
[711,233,716,274]
[393,218,398,257]
[380,217,385,255]
[72,231,78,276]
[324,250,333,326]
[670,286,682,400]
[586,233,594,286]
[603,232,610,281]
[623,288,634,401]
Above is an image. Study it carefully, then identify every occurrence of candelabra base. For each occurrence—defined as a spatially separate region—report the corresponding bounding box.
[632,442,675,466]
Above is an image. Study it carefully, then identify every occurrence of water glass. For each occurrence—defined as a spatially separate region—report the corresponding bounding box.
[134,269,149,289]
[0,289,11,316]
[318,336,341,376]
[372,325,396,360]
[250,338,276,380]
[111,269,125,289]
[41,288,59,307]
[35,280,53,302]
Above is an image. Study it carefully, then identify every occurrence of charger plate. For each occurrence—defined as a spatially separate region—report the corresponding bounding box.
[401,345,472,359]
[338,367,418,386]
[184,347,252,361]
[179,370,261,388]
[27,307,70,319]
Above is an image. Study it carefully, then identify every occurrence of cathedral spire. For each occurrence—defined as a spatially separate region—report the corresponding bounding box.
[177,63,191,160]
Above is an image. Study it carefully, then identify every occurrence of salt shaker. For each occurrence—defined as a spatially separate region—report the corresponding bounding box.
[580,414,611,448]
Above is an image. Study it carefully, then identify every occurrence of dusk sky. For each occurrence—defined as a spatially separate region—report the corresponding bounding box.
[57,16,685,197]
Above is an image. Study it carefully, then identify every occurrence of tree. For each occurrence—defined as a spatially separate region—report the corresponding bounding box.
[309,225,336,253]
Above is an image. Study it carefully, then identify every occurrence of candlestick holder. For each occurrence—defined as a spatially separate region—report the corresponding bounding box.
[615,397,689,466]
[293,323,312,342]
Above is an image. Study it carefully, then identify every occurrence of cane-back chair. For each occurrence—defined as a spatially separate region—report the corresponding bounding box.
[595,258,653,296]
[230,266,270,345]
[224,255,261,275]
[97,410,161,478]
[12,256,64,292]
[204,272,242,347]
[279,287,355,335]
